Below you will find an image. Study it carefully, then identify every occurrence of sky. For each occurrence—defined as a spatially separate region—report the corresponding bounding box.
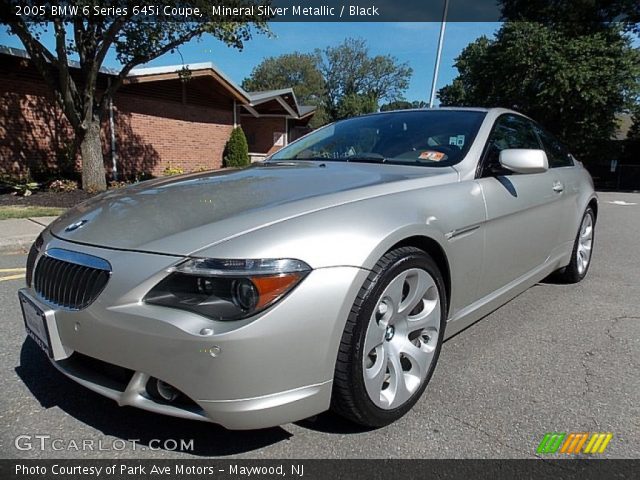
[0,22,501,103]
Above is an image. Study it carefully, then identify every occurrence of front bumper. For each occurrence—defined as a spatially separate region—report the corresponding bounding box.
[22,234,369,429]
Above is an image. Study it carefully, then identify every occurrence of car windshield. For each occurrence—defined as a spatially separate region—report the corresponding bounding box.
[270,110,486,167]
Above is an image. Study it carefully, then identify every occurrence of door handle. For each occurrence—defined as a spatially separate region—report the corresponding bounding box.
[552,181,564,193]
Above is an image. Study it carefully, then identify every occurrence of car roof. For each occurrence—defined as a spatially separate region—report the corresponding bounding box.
[350,107,531,125]
[372,106,516,114]
[351,106,520,119]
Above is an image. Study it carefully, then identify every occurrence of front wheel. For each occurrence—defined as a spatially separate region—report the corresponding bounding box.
[331,247,446,427]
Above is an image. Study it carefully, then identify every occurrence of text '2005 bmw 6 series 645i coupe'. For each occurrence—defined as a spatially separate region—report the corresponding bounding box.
[18,108,597,429]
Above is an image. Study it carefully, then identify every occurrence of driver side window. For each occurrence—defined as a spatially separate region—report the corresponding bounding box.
[480,114,541,177]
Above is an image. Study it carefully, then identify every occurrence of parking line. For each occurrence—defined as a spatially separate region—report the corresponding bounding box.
[0,268,26,273]
[0,274,25,282]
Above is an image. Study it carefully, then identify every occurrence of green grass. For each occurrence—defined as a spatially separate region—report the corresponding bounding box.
[0,206,65,220]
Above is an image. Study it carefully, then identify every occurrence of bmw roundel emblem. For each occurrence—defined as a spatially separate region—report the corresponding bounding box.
[65,219,89,232]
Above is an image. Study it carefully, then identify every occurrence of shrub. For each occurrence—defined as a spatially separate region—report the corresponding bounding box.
[0,175,39,197]
[49,179,79,192]
[108,180,129,189]
[0,169,40,197]
[12,181,39,197]
[162,164,184,176]
[223,127,250,168]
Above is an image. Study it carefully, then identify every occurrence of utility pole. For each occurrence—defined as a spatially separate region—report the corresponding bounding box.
[429,0,450,108]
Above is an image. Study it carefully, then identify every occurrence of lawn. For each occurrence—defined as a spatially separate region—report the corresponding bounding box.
[0,205,65,220]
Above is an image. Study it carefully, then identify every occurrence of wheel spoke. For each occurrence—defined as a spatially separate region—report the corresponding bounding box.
[384,271,409,312]
[400,341,434,380]
[387,350,412,407]
[398,270,433,315]
[364,318,386,354]
[364,344,389,402]
[407,298,440,330]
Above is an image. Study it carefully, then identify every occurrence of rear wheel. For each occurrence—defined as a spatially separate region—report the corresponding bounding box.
[555,207,595,283]
[331,247,446,427]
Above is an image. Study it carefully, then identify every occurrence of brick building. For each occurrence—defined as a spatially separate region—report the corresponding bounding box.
[0,45,316,179]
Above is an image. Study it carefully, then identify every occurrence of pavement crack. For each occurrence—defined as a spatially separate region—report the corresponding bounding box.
[580,350,597,398]
[577,315,639,428]
[442,412,537,458]
[580,350,600,428]
[26,218,48,227]
[606,316,640,342]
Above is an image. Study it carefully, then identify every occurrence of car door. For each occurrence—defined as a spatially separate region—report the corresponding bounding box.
[475,114,565,298]
[533,124,580,249]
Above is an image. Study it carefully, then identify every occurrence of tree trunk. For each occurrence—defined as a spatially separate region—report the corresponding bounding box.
[79,120,107,192]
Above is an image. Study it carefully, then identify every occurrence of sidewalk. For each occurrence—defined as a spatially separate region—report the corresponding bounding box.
[0,216,57,254]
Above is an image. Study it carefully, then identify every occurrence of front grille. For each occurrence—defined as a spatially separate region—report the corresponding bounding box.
[33,248,111,310]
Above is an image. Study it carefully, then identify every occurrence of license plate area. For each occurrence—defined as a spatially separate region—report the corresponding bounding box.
[19,291,53,358]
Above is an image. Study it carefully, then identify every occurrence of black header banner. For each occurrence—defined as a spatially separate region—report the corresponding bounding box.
[2,0,639,23]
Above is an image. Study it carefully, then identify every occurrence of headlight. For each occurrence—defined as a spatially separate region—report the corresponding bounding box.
[144,258,311,321]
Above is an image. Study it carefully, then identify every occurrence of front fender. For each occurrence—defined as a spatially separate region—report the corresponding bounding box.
[194,181,486,317]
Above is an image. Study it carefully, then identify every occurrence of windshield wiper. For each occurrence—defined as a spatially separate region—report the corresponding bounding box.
[269,155,388,164]
[345,154,387,164]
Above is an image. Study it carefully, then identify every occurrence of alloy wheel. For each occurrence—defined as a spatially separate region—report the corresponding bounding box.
[362,268,440,409]
[576,212,593,275]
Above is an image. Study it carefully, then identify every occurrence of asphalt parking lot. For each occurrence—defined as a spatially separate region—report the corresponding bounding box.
[0,191,638,459]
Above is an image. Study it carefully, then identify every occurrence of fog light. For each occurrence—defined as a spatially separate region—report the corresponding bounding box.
[147,378,179,403]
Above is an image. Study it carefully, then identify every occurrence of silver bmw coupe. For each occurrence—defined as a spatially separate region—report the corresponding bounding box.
[19,108,597,429]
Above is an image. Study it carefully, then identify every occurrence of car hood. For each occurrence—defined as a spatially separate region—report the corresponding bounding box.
[50,161,458,255]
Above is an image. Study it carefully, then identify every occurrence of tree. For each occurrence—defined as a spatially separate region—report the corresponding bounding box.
[319,38,413,121]
[1,1,266,191]
[242,38,413,125]
[380,100,428,111]
[438,22,639,163]
[241,52,328,127]
[629,107,640,140]
[499,0,640,36]
[223,126,249,167]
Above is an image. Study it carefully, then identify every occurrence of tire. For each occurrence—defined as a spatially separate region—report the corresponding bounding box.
[554,207,595,283]
[331,246,447,427]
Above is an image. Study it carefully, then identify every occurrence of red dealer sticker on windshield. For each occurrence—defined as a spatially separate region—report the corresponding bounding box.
[419,151,446,161]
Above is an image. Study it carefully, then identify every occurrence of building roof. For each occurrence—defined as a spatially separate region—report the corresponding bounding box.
[244,88,316,119]
[0,44,120,75]
[0,45,316,120]
[127,61,250,103]
[297,105,317,118]
[128,63,316,119]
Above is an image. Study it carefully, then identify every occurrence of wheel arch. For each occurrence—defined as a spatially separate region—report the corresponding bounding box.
[588,197,598,221]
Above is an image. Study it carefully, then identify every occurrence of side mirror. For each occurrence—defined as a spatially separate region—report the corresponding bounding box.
[499,149,549,174]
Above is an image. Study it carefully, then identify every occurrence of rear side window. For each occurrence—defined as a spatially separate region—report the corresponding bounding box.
[480,114,541,176]
[534,126,574,168]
